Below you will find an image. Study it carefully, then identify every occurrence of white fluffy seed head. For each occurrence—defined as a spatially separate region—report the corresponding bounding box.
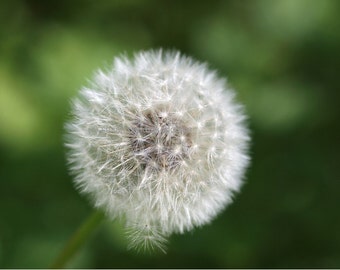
[65,49,250,251]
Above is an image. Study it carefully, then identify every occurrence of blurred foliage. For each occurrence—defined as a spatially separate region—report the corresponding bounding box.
[1,0,340,268]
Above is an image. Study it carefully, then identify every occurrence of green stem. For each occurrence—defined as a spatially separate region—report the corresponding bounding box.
[50,210,105,268]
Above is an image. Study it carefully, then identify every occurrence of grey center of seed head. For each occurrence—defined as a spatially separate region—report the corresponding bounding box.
[129,108,192,171]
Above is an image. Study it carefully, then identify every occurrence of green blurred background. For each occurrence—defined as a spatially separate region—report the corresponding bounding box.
[1,0,339,268]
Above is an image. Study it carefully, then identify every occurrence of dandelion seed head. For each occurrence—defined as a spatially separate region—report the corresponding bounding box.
[66,49,250,251]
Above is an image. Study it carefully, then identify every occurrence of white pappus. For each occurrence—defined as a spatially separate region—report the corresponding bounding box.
[65,49,250,252]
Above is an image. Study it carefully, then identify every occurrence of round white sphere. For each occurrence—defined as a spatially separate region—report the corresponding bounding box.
[66,50,250,251]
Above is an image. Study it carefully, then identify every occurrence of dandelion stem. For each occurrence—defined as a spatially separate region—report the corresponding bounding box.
[49,210,105,268]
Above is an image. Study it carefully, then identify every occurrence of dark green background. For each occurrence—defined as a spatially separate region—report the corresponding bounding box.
[1,0,339,268]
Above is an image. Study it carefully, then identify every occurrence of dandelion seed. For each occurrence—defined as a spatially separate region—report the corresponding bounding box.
[65,49,250,251]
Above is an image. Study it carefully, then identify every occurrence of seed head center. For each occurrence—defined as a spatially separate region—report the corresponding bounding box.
[129,109,192,171]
